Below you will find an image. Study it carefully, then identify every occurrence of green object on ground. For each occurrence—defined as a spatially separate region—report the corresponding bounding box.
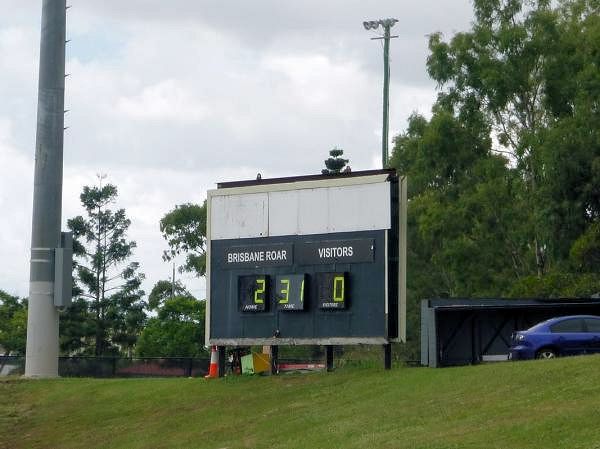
[241,353,254,374]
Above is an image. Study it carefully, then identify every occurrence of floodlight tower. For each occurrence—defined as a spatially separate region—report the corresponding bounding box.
[363,18,398,168]
[25,0,72,378]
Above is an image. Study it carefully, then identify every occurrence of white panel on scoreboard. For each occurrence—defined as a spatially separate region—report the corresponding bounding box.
[211,192,268,240]
[327,183,391,233]
[210,177,391,240]
[268,190,300,236]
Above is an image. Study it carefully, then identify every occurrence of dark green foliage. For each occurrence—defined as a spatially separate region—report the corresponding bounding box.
[148,279,188,310]
[0,291,27,355]
[321,147,349,174]
[160,202,207,277]
[391,0,600,355]
[426,0,600,276]
[136,285,206,358]
[570,223,600,273]
[66,179,146,356]
[59,298,95,355]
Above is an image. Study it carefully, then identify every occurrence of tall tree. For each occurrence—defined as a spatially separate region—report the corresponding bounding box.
[67,177,146,356]
[160,202,207,277]
[321,147,350,174]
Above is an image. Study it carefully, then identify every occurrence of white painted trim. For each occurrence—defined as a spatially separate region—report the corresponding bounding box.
[205,191,213,346]
[390,176,407,343]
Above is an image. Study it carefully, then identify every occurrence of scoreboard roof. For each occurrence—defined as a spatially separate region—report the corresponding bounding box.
[216,168,396,189]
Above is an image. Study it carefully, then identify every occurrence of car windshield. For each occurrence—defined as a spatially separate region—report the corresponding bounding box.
[527,320,553,332]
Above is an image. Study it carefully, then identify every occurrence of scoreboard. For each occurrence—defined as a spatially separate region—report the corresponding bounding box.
[206,169,406,346]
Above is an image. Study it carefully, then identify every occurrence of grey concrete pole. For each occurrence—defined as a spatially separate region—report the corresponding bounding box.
[25,0,66,378]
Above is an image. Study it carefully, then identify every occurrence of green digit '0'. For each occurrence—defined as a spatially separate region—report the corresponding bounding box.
[254,278,266,304]
[333,276,345,302]
[279,279,290,304]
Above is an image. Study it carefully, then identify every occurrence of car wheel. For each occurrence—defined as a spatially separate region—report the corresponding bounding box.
[536,348,557,359]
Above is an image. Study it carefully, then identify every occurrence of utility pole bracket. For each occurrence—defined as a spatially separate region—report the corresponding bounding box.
[53,231,73,308]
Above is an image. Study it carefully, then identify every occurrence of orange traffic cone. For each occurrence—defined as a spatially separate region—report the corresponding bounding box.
[205,346,219,379]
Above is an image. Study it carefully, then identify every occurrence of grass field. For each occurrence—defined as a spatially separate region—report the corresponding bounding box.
[2,356,600,449]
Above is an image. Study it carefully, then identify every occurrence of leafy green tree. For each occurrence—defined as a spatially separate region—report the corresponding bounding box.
[321,147,350,174]
[137,283,206,358]
[426,0,600,275]
[0,291,27,355]
[67,178,146,356]
[148,279,189,310]
[390,108,534,355]
[160,202,207,277]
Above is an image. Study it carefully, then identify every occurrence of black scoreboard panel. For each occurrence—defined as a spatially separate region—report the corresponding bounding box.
[210,230,389,342]
[316,272,347,309]
[238,275,268,312]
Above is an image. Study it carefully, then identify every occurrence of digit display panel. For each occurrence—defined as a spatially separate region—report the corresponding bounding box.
[316,272,347,309]
[239,275,268,312]
[275,274,306,311]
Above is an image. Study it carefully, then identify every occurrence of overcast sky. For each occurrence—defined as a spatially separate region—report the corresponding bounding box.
[0,1,474,299]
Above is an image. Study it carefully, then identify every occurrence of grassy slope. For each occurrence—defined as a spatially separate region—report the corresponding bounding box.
[2,356,600,449]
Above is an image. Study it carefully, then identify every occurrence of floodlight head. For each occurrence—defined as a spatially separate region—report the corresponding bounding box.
[363,20,380,30]
[382,18,398,28]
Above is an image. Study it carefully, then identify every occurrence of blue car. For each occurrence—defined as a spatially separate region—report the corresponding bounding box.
[508,315,600,360]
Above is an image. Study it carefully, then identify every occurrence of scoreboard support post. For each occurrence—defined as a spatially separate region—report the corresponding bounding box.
[384,343,392,370]
[218,346,226,378]
[326,346,334,372]
[270,345,279,375]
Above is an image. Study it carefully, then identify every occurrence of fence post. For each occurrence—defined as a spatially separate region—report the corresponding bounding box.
[326,346,334,372]
[187,358,193,377]
[112,357,117,377]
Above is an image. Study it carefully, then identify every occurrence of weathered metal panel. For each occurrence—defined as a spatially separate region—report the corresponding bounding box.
[210,193,268,240]
[211,181,391,240]
[268,190,299,236]
[327,183,391,233]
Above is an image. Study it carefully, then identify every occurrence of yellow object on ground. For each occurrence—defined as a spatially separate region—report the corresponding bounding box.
[252,352,271,374]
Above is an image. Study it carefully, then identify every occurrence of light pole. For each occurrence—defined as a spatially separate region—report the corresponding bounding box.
[25,0,72,378]
[363,18,398,168]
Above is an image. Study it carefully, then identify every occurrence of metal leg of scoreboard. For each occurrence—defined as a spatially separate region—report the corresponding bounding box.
[384,343,392,370]
[218,346,226,377]
[326,345,334,372]
[271,345,279,375]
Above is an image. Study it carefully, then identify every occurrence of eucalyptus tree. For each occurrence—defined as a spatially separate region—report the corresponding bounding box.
[426,0,599,275]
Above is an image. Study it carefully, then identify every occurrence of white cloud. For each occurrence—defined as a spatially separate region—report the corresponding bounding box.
[0,119,33,297]
[0,1,475,298]
[116,79,209,122]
